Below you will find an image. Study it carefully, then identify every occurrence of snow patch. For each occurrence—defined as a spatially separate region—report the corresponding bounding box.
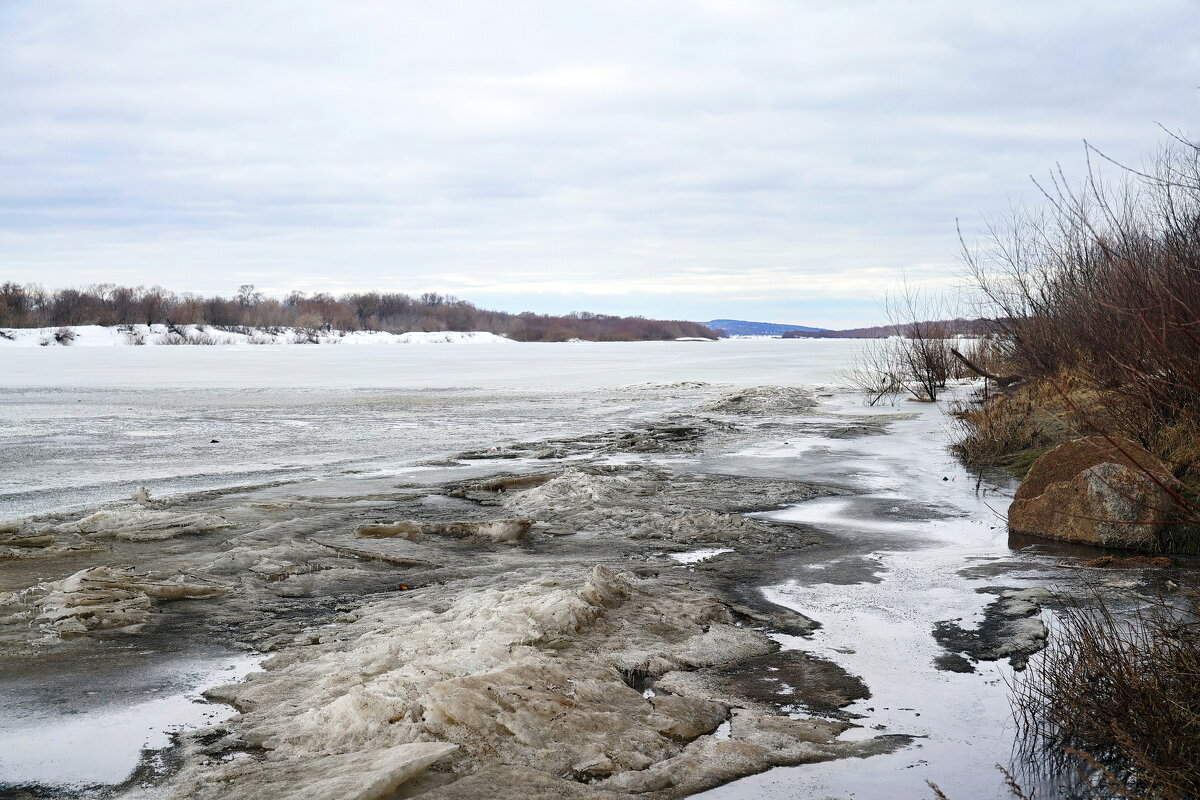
[0,325,516,347]
[670,548,734,565]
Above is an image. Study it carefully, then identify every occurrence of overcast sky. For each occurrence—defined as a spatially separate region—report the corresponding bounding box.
[2,1,1198,327]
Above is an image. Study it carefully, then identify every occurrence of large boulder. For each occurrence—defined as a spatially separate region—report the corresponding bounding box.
[1008,436,1181,550]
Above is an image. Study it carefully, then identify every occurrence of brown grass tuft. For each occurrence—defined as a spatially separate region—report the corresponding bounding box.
[950,379,1077,477]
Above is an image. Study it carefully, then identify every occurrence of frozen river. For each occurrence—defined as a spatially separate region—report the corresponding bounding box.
[0,339,870,519]
[0,339,1138,799]
[0,338,866,391]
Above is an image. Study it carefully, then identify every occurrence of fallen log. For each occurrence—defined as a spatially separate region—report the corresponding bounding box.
[950,347,1023,387]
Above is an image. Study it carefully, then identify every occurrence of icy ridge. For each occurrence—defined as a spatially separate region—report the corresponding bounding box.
[172,564,884,799]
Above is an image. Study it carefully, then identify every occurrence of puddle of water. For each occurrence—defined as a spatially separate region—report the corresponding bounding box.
[697,389,1074,799]
[0,654,261,790]
[753,546,1054,799]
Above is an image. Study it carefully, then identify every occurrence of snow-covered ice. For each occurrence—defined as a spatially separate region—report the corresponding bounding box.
[0,339,871,519]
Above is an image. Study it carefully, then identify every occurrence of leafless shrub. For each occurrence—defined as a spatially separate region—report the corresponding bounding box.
[846,284,962,403]
[155,323,221,345]
[52,326,75,345]
[117,324,146,345]
[883,283,965,401]
[841,338,905,405]
[962,136,1200,487]
[951,335,1012,382]
[159,326,193,345]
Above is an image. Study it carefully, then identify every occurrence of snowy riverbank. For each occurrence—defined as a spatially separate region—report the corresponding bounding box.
[0,324,516,347]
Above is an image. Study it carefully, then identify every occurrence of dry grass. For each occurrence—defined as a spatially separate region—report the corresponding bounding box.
[925,765,1035,800]
[950,379,1078,478]
[952,375,1200,551]
[1145,414,1200,494]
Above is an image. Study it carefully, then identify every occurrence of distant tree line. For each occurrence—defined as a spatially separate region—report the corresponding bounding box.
[780,318,1002,339]
[0,283,716,342]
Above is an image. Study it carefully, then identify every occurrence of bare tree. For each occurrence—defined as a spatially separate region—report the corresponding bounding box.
[236,284,264,308]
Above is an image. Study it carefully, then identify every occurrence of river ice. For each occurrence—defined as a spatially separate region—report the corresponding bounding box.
[0,339,869,520]
[0,339,1165,798]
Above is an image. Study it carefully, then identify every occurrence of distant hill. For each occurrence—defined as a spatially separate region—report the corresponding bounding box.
[701,319,826,336]
[781,318,1002,338]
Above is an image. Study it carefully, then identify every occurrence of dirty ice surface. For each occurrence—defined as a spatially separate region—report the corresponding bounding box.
[0,338,871,794]
[0,339,1131,798]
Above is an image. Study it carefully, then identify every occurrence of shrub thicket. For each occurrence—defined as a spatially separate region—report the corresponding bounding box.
[955,134,1200,797]
[957,135,1200,507]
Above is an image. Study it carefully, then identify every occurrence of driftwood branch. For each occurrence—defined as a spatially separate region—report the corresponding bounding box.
[950,347,1023,387]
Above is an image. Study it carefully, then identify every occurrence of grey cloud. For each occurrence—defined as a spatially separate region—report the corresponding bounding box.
[1,0,1198,325]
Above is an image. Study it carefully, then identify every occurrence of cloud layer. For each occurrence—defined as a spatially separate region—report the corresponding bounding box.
[2,0,1198,325]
